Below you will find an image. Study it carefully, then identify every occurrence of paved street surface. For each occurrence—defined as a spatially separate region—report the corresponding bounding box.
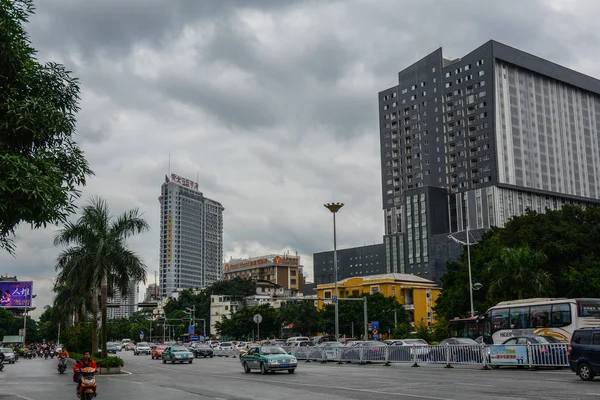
[1,351,598,399]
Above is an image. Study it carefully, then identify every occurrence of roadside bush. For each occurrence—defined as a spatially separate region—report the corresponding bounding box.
[60,323,93,354]
[69,351,124,368]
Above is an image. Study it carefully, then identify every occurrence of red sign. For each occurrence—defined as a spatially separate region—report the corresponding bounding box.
[170,173,198,190]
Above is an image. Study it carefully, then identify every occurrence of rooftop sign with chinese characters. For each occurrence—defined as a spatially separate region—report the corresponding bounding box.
[224,255,300,273]
[170,173,199,191]
[0,281,33,308]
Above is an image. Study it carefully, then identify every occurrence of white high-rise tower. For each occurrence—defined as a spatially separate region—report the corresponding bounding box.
[159,173,224,298]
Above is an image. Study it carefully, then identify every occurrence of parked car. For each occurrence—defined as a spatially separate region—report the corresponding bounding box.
[240,345,298,374]
[569,327,600,381]
[162,346,194,364]
[428,338,482,363]
[134,342,151,356]
[341,341,387,362]
[151,344,167,360]
[286,337,310,345]
[191,343,214,358]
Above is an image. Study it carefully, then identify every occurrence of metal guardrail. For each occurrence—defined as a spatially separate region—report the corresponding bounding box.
[276,343,570,369]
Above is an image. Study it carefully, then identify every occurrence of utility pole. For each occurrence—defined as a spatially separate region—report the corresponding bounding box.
[363,297,368,341]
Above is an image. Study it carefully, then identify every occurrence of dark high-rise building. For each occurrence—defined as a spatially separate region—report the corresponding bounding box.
[313,243,386,285]
[379,40,600,282]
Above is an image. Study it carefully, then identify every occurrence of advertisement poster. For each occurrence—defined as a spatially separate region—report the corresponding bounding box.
[489,345,528,365]
[0,281,33,307]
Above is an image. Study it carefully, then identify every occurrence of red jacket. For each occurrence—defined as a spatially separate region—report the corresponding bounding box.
[73,358,97,373]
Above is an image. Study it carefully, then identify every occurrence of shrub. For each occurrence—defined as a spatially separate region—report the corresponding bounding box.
[60,323,93,354]
[69,352,124,368]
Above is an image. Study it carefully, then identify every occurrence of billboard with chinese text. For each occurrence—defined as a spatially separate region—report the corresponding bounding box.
[0,281,33,308]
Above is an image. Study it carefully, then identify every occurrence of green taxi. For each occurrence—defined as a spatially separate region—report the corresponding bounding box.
[162,345,194,364]
[240,345,298,374]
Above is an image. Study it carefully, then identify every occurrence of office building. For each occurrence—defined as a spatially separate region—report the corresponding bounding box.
[223,254,304,294]
[159,173,224,298]
[144,283,160,302]
[379,40,600,283]
[315,273,440,326]
[312,243,386,285]
[108,280,138,319]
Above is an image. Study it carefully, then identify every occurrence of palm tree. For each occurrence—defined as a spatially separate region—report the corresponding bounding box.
[54,197,149,357]
[487,245,551,299]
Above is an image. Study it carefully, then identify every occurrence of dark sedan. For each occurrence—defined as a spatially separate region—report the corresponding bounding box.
[192,343,214,358]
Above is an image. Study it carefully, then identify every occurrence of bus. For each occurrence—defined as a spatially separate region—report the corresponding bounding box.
[448,316,489,343]
[487,298,600,344]
[449,298,600,344]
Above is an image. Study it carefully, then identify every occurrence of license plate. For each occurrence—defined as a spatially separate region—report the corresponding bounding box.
[280,363,289,367]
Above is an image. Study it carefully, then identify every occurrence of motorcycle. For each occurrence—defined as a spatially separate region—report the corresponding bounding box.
[76,367,97,399]
[50,349,55,359]
[44,350,49,360]
[0,358,4,372]
[57,355,67,374]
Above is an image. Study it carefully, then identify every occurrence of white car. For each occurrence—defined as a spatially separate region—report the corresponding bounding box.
[134,342,151,355]
[1,348,16,363]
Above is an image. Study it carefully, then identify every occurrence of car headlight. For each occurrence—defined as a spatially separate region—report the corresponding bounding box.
[175,355,182,358]
[269,360,279,364]
[290,358,297,363]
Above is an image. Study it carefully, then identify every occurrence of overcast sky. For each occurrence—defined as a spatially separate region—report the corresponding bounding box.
[2,0,598,318]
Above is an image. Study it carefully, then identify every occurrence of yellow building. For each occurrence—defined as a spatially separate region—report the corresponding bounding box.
[315,273,441,326]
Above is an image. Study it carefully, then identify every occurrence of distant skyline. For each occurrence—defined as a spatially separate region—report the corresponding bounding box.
[2,0,600,317]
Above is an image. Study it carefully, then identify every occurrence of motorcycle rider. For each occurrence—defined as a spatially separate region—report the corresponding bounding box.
[0,348,5,371]
[58,347,69,358]
[73,351,97,397]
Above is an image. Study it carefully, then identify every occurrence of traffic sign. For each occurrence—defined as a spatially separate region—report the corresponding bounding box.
[372,328,379,335]
[188,325,195,335]
[140,329,145,334]
[368,323,372,331]
[253,314,263,324]
[371,321,379,330]
[332,296,338,303]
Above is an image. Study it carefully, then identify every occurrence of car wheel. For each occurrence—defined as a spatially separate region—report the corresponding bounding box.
[260,363,268,375]
[162,358,166,364]
[243,362,251,373]
[288,369,295,374]
[171,359,175,364]
[189,360,193,364]
[578,362,595,381]
[210,355,213,358]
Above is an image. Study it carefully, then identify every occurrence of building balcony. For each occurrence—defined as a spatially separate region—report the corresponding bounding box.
[403,303,415,311]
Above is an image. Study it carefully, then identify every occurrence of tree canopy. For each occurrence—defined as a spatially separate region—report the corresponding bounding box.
[435,204,600,320]
[0,0,92,254]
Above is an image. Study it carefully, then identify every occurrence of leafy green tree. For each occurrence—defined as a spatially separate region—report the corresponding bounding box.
[0,0,92,254]
[215,304,280,340]
[487,245,550,299]
[60,323,93,353]
[435,204,600,321]
[54,197,149,357]
[0,308,15,338]
[279,301,320,336]
[393,323,412,339]
[208,278,256,297]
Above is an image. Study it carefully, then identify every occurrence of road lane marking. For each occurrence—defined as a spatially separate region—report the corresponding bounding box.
[10,395,34,400]
[135,361,455,400]
[456,383,494,388]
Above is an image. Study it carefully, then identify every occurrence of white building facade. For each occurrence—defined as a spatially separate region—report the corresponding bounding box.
[159,173,224,298]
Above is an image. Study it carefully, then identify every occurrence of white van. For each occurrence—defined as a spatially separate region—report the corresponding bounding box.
[286,336,310,344]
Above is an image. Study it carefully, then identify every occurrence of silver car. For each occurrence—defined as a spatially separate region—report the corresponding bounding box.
[1,348,16,363]
[134,342,151,355]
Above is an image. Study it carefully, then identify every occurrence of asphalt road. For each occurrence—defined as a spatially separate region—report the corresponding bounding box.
[1,351,598,400]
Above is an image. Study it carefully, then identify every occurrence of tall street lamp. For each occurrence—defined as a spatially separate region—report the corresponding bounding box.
[448,227,477,318]
[324,202,344,339]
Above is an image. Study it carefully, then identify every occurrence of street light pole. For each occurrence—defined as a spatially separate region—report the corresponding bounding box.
[324,202,344,339]
[448,227,476,318]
